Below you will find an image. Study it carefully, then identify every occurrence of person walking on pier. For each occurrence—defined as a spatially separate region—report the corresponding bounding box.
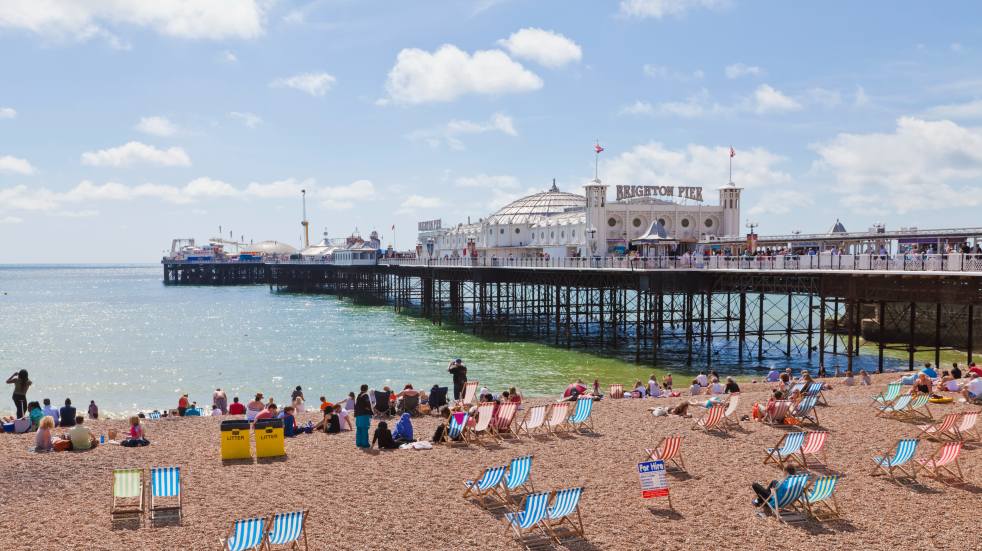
[448,359,468,401]
[6,369,30,419]
[354,384,372,448]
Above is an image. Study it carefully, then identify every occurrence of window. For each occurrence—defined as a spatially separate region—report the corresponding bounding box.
[572,230,576,238]
[500,228,505,234]
[540,232,545,239]
[515,228,520,234]
[550,231,555,238]
[607,217,617,227]
[704,218,713,228]
[657,218,666,226]
[632,217,642,228]
[681,218,690,228]
[560,231,565,239]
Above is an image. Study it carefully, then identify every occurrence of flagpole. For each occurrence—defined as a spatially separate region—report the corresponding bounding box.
[729,146,732,184]
[594,138,599,181]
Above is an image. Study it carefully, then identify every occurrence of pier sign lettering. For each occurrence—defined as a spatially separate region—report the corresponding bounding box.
[616,185,703,202]
[418,219,442,231]
[637,460,669,498]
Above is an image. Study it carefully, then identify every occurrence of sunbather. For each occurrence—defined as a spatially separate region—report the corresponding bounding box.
[315,406,341,433]
[860,370,872,386]
[371,421,399,450]
[255,403,278,421]
[121,415,149,447]
[68,416,97,451]
[962,373,982,402]
[752,465,797,508]
[35,416,55,452]
[913,373,932,395]
[724,377,741,394]
[688,380,701,396]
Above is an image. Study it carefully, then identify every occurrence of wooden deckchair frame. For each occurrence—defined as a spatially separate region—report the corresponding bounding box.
[110,468,144,528]
[517,405,547,439]
[644,435,686,472]
[915,442,965,484]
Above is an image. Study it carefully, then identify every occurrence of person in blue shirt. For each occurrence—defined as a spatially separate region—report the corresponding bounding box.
[766,369,780,383]
[282,406,298,437]
[921,363,938,379]
[59,398,77,427]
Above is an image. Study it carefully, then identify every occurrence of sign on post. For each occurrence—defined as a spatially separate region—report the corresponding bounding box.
[638,460,671,506]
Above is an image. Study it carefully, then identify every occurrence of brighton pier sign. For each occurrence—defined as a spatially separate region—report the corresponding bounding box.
[615,185,703,202]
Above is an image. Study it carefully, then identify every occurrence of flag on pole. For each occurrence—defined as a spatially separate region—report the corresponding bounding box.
[595,143,604,154]
[391,224,395,231]
[729,146,736,158]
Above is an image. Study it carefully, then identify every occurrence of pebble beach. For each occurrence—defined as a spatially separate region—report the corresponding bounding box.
[1,373,979,551]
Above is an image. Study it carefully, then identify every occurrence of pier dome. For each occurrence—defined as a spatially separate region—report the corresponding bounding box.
[485,181,585,225]
[241,240,297,256]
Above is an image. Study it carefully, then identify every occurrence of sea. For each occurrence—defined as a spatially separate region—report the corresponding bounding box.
[0,265,907,416]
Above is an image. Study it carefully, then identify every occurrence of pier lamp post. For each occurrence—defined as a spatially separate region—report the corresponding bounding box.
[745,219,759,254]
[586,226,598,257]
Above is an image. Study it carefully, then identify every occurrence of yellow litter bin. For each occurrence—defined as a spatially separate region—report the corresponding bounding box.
[220,420,252,460]
[254,418,285,458]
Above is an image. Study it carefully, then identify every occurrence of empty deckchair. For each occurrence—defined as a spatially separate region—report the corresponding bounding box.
[798,431,830,468]
[490,402,519,440]
[764,431,806,467]
[905,394,932,420]
[146,411,161,420]
[764,474,810,523]
[871,438,919,480]
[501,455,534,498]
[463,465,507,506]
[870,382,902,408]
[608,384,624,399]
[265,510,308,551]
[955,411,980,442]
[763,400,792,425]
[503,492,551,540]
[220,517,267,551]
[917,413,963,441]
[791,396,819,426]
[721,394,741,429]
[468,402,496,442]
[442,412,469,446]
[916,442,964,483]
[373,390,393,417]
[111,468,144,527]
[802,475,841,521]
[543,487,585,542]
[149,466,182,525]
[459,381,479,406]
[875,394,912,418]
[566,397,595,433]
[517,405,547,438]
[807,382,829,406]
[692,404,727,434]
[543,402,570,436]
[643,435,685,472]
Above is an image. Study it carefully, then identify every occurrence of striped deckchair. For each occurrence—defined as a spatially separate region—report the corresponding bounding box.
[917,413,963,441]
[792,396,819,426]
[721,394,741,429]
[459,381,479,406]
[764,431,806,467]
[764,474,810,523]
[543,487,585,542]
[265,510,308,551]
[871,438,919,480]
[468,402,496,442]
[692,404,727,434]
[803,476,841,521]
[503,492,550,540]
[644,435,685,472]
[566,397,595,433]
[764,400,792,425]
[955,411,980,441]
[543,402,570,436]
[149,466,182,525]
[788,382,805,396]
[608,384,624,399]
[517,405,547,438]
[798,431,830,468]
[146,411,161,420]
[915,442,964,483]
[806,382,828,406]
[870,382,902,408]
[875,394,912,418]
[490,402,519,440]
[442,412,469,446]
[501,455,534,498]
[463,465,507,505]
[111,468,144,527]
[905,394,932,420]
[220,517,267,551]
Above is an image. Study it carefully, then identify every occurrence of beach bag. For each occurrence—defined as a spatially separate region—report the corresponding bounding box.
[651,407,668,417]
[54,439,72,452]
[751,403,762,420]
[784,417,801,426]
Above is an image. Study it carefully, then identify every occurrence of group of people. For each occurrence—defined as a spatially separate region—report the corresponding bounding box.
[909,362,982,401]
[3,370,101,435]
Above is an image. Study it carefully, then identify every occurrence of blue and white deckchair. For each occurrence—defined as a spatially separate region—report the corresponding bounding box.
[149,466,182,524]
[504,492,551,539]
[463,465,507,505]
[220,517,267,551]
[763,432,806,467]
[792,396,819,425]
[566,397,594,433]
[876,394,912,418]
[265,510,308,551]
[147,411,161,420]
[544,487,585,542]
[803,475,841,521]
[806,382,828,406]
[502,455,534,497]
[788,382,805,396]
[764,474,810,523]
[871,438,919,480]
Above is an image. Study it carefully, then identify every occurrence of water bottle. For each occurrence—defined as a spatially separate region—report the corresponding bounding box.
[100,434,105,444]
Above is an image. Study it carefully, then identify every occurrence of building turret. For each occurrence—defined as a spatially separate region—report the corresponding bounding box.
[719,183,742,237]
[583,176,608,257]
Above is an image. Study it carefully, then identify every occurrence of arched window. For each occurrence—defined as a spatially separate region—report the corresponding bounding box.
[607,217,617,227]
[704,218,713,228]
[681,218,690,228]
[658,218,666,226]
[632,218,642,228]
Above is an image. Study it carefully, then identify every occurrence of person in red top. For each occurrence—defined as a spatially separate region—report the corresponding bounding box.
[254,403,277,421]
[177,394,190,416]
[228,396,246,415]
[970,363,982,378]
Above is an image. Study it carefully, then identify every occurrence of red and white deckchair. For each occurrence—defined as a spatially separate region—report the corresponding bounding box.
[721,394,741,429]
[459,381,479,406]
[490,402,519,440]
[763,400,792,425]
[467,402,495,443]
[915,441,964,483]
[798,431,830,468]
[916,413,963,441]
[517,405,547,438]
[692,404,727,434]
[955,411,980,442]
[543,402,570,436]
[608,384,624,399]
[643,435,685,472]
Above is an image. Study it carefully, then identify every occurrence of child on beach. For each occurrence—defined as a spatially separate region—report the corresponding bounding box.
[371,421,399,450]
[34,416,55,452]
[122,416,149,447]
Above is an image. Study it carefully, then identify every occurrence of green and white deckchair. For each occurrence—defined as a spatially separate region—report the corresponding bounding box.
[111,468,144,527]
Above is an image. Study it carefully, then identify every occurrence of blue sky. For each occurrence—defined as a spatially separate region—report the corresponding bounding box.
[2,0,982,262]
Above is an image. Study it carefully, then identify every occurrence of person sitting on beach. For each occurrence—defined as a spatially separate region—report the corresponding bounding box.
[68,416,97,451]
[913,373,932,395]
[41,398,60,427]
[752,465,797,509]
[317,405,342,434]
[970,363,982,378]
[282,406,298,437]
[696,371,708,387]
[951,363,962,380]
[647,375,659,397]
[766,369,780,383]
[371,421,399,450]
[35,415,55,452]
[938,372,960,392]
[563,380,589,401]
[87,400,99,420]
[177,394,189,417]
[688,380,701,396]
[59,399,76,427]
[392,413,414,444]
[961,373,982,402]
[213,388,228,414]
[724,377,741,394]
[921,362,938,379]
[28,401,44,431]
[776,372,791,391]
[508,387,522,406]
[245,394,265,420]
[707,378,724,395]
[766,391,783,416]
[649,384,665,398]
[592,379,601,397]
[842,369,855,386]
[860,370,872,386]
[663,373,673,390]
[432,408,452,442]
[255,403,278,421]
[228,397,246,415]
[121,416,149,447]
[210,404,222,416]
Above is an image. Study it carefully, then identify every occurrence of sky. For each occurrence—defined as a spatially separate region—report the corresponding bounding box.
[2,0,982,262]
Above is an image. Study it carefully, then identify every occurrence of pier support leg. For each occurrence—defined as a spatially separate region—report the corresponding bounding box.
[934,303,942,369]
[908,302,916,371]
[819,296,826,372]
[878,301,886,373]
[968,305,975,365]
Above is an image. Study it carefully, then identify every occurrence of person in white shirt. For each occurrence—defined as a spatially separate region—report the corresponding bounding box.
[695,372,708,387]
[962,374,982,401]
[647,376,659,397]
[42,398,59,427]
[688,380,701,396]
[211,404,222,416]
[708,377,724,395]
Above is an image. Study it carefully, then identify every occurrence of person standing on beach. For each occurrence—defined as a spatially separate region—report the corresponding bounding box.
[177,394,189,417]
[354,384,372,448]
[6,369,31,419]
[87,400,99,420]
[213,388,228,414]
[448,359,467,400]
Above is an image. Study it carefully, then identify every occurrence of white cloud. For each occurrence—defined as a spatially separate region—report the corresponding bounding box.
[81,141,191,167]
[455,174,520,189]
[619,100,655,116]
[924,99,982,121]
[642,64,703,80]
[0,0,267,42]
[399,195,445,211]
[381,44,542,104]
[270,72,336,97]
[219,50,238,63]
[724,62,762,79]
[316,180,376,210]
[0,155,35,175]
[282,10,305,25]
[812,117,982,214]
[0,107,15,119]
[0,215,23,224]
[497,27,581,68]
[244,178,309,198]
[804,87,842,108]
[228,111,262,128]
[623,89,723,118]
[408,112,517,150]
[602,142,792,190]
[854,85,870,107]
[619,0,728,19]
[135,115,178,137]
[747,190,814,216]
[749,84,801,114]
